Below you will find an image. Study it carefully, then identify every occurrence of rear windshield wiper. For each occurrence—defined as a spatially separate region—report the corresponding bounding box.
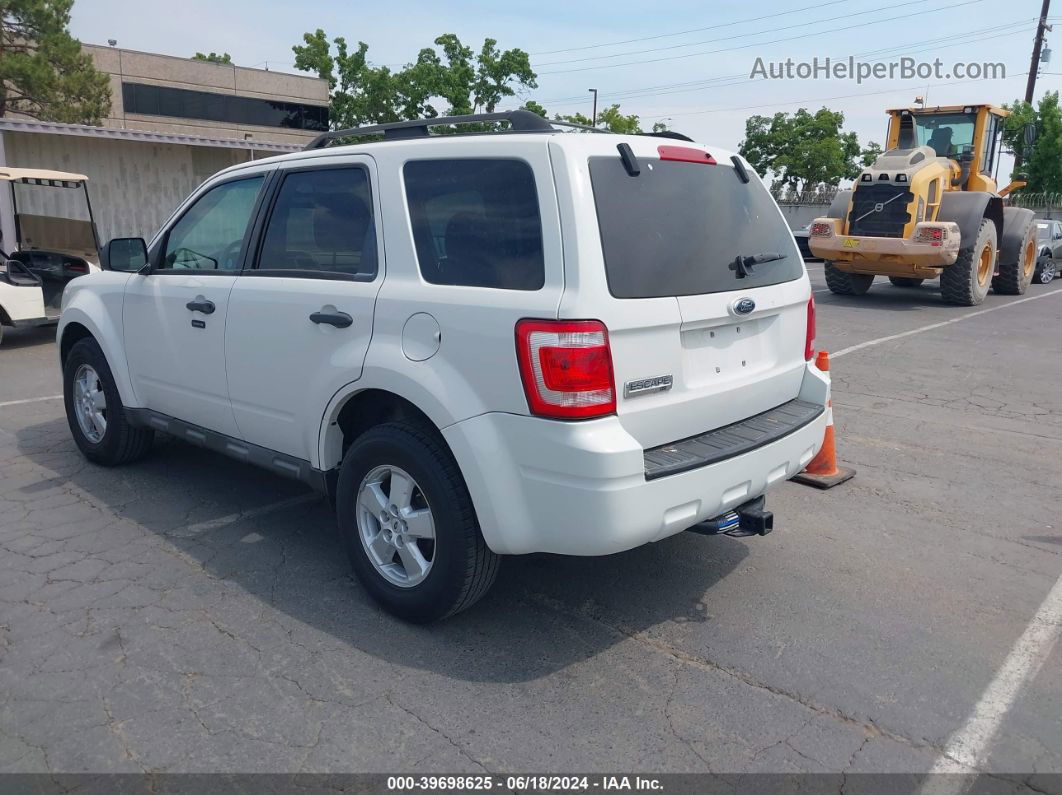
[729,252,786,279]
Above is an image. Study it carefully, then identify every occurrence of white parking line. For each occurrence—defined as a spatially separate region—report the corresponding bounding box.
[0,394,62,408]
[832,287,1062,359]
[172,493,321,538]
[922,574,1062,792]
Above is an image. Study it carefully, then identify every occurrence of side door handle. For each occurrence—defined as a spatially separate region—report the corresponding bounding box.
[186,299,216,314]
[310,310,353,328]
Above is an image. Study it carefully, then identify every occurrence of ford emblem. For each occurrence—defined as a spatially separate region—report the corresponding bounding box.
[734,298,756,315]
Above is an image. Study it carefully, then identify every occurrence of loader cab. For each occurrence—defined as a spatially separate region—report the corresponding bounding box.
[886,105,1006,194]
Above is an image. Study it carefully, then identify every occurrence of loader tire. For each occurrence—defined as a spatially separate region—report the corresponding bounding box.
[993,217,1036,295]
[824,263,874,296]
[940,219,995,306]
[889,277,924,288]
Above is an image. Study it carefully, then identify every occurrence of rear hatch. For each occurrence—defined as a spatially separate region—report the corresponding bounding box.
[553,136,812,450]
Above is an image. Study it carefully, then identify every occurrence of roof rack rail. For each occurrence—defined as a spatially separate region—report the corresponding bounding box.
[304,109,556,150]
[640,130,694,142]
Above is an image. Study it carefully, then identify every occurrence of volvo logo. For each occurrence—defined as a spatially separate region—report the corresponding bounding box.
[734,297,756,315]
[873,202,885,212]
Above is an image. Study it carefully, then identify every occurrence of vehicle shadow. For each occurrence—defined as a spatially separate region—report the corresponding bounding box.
[15,418,748,684]
[815,283,949,312]
[0,325,57,351]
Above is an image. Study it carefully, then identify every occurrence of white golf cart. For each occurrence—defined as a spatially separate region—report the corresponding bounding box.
[0,168,101,347]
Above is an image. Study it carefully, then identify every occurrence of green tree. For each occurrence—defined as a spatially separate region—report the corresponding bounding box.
[555,103,642,133]
[739,107,875,192]
[1022,91,1062,193]
[521,100,548,118]
[293,30,536,129]
[0,0,111,123]
[860,140,883,167]
[1002,97,1040,180]
[192,52,232,64]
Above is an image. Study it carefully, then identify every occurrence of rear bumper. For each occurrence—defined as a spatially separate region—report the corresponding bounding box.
[444,362,830,556]
[808,218,960,270]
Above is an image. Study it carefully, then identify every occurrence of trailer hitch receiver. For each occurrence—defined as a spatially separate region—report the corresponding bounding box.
[687,496,774,538]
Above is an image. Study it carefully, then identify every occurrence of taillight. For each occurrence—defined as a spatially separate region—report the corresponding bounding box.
[915,225,947,243]
[805,296,816,362]
[515,319,616,420]
[809,222,833,238]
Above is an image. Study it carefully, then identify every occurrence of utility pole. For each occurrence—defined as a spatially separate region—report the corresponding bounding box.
[1017,0,1052,173]
[588,88,598,127]
[1025,0,1052,104]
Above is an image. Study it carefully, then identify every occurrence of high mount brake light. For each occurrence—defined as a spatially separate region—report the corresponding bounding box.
[805,296,816,362]
[515,319,616,420]
[657,145,717,165]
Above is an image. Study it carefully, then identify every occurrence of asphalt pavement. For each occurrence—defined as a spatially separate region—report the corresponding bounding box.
[1,270,1060,784]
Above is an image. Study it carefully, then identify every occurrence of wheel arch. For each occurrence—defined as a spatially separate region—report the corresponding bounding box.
[937,192,1004,248]
[57,306,138,407]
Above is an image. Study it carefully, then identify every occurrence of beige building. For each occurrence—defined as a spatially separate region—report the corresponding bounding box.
[0,46,329,250]
[84,44,329,147]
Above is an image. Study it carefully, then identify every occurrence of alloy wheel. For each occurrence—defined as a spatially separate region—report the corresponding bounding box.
[73,364,107,444]
[355,465,436,588]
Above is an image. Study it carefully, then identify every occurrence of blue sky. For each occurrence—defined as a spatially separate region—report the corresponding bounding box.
[71,0,1060,176]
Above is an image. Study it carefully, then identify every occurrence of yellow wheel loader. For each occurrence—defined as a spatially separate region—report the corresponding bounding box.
[809,104,1037,306]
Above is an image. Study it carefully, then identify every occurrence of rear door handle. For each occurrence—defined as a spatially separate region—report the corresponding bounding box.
[310,311,353,328]
[186,299,216,314]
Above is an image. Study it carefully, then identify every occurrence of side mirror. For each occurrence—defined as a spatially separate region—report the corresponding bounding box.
[2,259,43,287]
[1024,122,1038,149]
[102,238,148,272]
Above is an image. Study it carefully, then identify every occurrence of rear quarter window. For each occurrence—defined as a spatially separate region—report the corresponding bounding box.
[403,159,544,290]
[589,155,802,298]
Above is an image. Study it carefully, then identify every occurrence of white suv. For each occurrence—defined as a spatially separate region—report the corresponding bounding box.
[58,111,829,622]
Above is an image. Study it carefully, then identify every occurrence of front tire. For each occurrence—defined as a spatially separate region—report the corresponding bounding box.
[336,422,499,623]
[994,218,1036,295]
[824,262,874,295]
[63,338,154,465]
[941,218,995,306]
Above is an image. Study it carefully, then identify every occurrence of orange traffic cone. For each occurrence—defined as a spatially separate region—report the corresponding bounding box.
[792,351,855,489]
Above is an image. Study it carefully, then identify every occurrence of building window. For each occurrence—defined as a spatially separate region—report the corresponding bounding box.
[121,82,328,132]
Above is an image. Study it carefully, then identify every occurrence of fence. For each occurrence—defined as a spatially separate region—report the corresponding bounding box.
[770,188,840,206]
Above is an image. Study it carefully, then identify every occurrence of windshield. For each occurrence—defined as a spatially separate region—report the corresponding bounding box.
[913,112,976,158]
[1037,222,1051,240]
[588,156,802,299]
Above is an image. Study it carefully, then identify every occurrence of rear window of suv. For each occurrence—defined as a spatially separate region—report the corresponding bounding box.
[404,159,544,290]
[588,155,802,298]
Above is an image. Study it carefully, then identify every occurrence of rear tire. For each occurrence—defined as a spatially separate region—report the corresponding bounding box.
[1034,254,1056,285]
[824,263,874,295]
[994,217,1036,295]
[941,219,995,306]
[63,338,154,465]
[888,277,925,288]
[335,422,500,623]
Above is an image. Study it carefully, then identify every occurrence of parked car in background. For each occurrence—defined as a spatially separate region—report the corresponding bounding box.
[57,110,829,622]
[792,222,821,262]
[1034,219,1060,284]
